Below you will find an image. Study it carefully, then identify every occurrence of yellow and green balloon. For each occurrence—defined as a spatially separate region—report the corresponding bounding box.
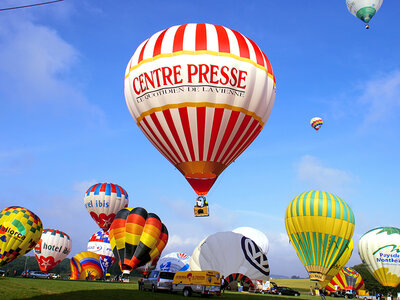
[285,191,355,282]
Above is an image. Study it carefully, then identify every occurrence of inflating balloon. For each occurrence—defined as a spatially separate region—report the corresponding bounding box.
[124,23,276,211]
[34,229,72,273]
[0,206,43,266]
[285,191,355,282]
[233,227,269,254]
[346,0,383,29]
[189,231,270,280]
[326,267,364,292]
[109,207,168,276]
[358,227,400,287]
[156,252,190,273]
[87,230,116,273]
[310,117,323,131]
[70,251,104,280]
[84,182,129,231]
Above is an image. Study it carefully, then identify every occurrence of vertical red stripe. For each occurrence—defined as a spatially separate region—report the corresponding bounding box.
[220,114,252,163]
[153,29,168,57]
[247,37,266,68]
[116,184,125,196]
[100,183,107,192]
[214,25,230,53]
[227,124,261,166]
[162,109,189,161]
[110,183,116,194]
[232,30,250,59]
[214,110,240,161]
[173,24,187,52]
[179,107,196,161]
[197,107,206,161]
[206,108,224,161]
[262,51,273,77]
[195,23,207,51]
[138,39,150,63]
[141,118,178,165]
[150,113,183,163]
[90,183,99,193]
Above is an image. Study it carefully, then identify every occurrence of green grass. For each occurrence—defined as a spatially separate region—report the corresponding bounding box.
[1,277,320,300]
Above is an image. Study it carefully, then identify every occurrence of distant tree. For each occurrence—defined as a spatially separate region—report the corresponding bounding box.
[291,275,301,279]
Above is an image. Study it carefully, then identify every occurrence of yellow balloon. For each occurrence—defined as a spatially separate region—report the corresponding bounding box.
[0,206,43,266]
[285,191,355,282]
[321,239,353,287]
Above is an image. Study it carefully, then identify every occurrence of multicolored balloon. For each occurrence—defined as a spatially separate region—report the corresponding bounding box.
[358,227,400,287]
[0,206,43,266]
[70,251,104,280]
[310,117,323,131]
[346,0,383,29]
[84,183,129,231]
[34,229,72,273]
[285,191,355,282]
[124,23,276,202]
[109,207,168,275]
[321,239,354,287]
[156,252,190,273]
[87,230,116,273]
[326,267,364,292]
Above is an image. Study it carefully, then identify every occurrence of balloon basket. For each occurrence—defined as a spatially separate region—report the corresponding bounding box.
[194,196,209,217]
[122,270,130,283]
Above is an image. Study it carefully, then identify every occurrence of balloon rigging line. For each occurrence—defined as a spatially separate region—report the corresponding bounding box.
[0,0,64,12]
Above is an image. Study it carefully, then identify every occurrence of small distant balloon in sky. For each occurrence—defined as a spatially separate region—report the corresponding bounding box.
[310,117,323,131]
[346,0,383,29]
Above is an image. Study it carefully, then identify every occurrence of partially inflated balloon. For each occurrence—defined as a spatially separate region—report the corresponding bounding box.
[156,252,190,273]
[326,267,364,292]
[84,183,129,231]
[233,227,269,254]
[124,23,276,199]
[34,229,72,273]
[346,0,383,29]
[358,227,400,287]
[321,239,354,287]
[87,230,116,273]
[0,206,43,266]
[109,207,168,275]
[285,191,355,282]
[310,117,323,131]
[70,251,104,280]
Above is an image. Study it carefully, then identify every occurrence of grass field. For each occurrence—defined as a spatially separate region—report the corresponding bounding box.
[1,277,320,300]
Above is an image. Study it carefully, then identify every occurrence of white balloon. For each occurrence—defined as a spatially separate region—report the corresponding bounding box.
[233,227,269,254]
[189,231,269,280]
[156,252,190,273]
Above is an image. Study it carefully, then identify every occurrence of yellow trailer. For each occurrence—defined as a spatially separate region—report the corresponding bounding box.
[172,270,221,297]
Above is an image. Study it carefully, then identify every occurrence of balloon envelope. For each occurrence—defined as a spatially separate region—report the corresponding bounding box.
[233,227,269,254]
[310,117,323,131]
[70,251,104,280]
[84,182,129,231]
[156,252,190,273]
[285,191,355,282]
[358,227,400,287]
[346,0,383,24]
[87,230,116,273]
[124,23,276,197]
[326,267,364,292]
[34,229,72,273]
[0,206,43,266]
[109,207,168,274]
[189,231,270,280]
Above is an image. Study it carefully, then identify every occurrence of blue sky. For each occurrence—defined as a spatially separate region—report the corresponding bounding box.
[0,0,399,277]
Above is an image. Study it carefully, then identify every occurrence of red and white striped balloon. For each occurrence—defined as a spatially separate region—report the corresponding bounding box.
[124,23,276,196]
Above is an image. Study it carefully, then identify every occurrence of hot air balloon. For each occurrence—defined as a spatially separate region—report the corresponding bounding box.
[156,252,191,273]
[189,231,270,281]
[0,206,43,266]
[346,0,383,29]
[310,117,323,131]
[358,227,400,287]
[34,229,72,273]
[109,207,168,279]
[233,227,269,254]
[321,239,354,287]
[70,251,104,280]
[326,267,364,292]
[87,230,116,273]
[135,256,160,276]
[124,23,276,214]
[84,182,129,231]
[285,191,355,282]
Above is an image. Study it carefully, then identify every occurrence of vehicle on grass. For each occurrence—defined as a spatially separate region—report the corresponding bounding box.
[139,270,175,292]
[48,273,60,279]
[27,271,51,279]
[0,270,6,277]
[273,286,300,296]
[171,270,221,297]
[329,289,356,298]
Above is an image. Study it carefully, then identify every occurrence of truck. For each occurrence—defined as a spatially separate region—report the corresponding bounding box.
[171,270,221,297]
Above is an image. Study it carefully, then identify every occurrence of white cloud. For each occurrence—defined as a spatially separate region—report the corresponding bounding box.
[296,155,356,193]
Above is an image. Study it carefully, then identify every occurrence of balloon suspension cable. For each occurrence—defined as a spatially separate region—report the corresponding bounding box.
[365,24,370,29]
